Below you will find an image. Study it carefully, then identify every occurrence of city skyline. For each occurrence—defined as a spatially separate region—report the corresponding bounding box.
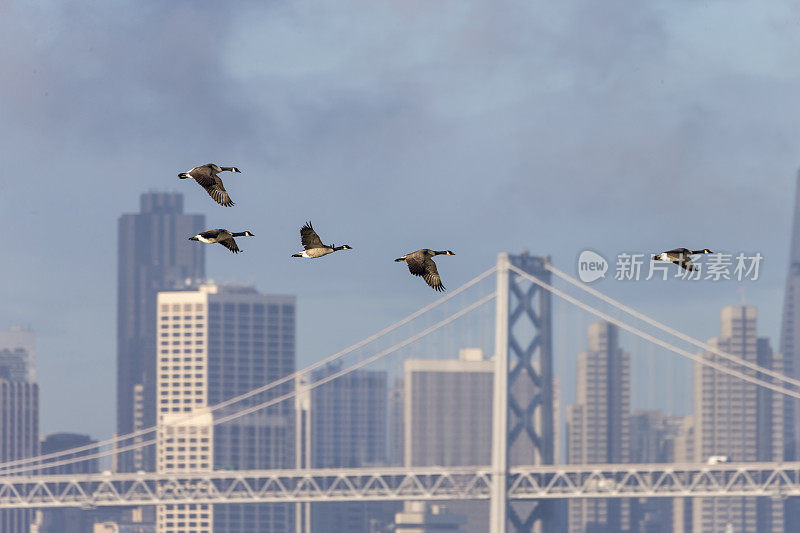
[4,1,800,440]
[4,260,800,531]
[4,2,800,531]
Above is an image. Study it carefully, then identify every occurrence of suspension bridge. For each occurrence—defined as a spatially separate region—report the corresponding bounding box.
[3,252,800,533]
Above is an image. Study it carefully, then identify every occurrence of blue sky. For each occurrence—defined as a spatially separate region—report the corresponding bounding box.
[2,0,800,438]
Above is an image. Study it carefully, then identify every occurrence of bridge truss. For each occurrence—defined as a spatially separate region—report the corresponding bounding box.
[3,462,800,509]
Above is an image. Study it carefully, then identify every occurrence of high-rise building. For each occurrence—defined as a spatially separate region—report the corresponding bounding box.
[155,283,295,533]
[0,333,39,533]
[405,348,493,468]
[404,349,493,533]
[307,364,396,533]
[781,170,800,460]
[779,170,800,527]
[40,433,98,475]
[565,321,630,533]
[310,364,387,468]
[627,411,684,533]
[693,306,783,532]
[35,433,99,533]
[672,415,695,533]
[0,327,35,382]
[117,192,205,472]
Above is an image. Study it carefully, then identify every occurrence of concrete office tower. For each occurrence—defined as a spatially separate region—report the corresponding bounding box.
[35,433,99,533]
[565,321,630,533]
[155,284,296,533]
[693,306,783,533]
[779,170,800,527]
[308,365,395,533]
[627,411,684,533]
[404,349,493,533]
[405,348,493,467]
[0,327,35,382]
[781,170,800,461]
[117,192,205,472]
[310,365,387,468]
[0,350,39,533]
[393,502,467,532]
[672,415,695,533]
[40,433,98,475]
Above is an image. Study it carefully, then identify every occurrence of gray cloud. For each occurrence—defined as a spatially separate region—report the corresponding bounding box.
[1,0,798,437]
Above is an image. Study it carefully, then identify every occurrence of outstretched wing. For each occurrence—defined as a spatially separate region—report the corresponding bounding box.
[405,252,427,277]
[675,259,695,271]
[422,257,445,292]
[300,222,325,250]
[665,248,691,256]
[202,176,234,207]
[218,236,241,253]
[199,228,223,240]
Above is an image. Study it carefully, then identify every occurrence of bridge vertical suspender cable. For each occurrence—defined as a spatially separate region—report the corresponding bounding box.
[0,267,497,473]
[545,263,800,391]
[508,264,800,401]
[1,291,498,476]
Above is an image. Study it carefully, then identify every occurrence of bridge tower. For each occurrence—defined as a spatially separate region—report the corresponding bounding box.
[490,252,561,532]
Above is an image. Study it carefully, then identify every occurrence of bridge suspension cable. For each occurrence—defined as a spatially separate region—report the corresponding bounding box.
[0,289,497,476]
[0,266,495,474]
[509,264,800,401]
[546,263,800,391]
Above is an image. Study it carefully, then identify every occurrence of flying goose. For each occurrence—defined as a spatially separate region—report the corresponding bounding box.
[291,221,352,258]
[178,164,241,207]
[652,248,712,271]
[189,229,254,254]
[394,249,455,292]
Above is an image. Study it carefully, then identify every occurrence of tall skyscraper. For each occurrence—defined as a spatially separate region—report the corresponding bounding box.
[35,433,99,533]
[40,433,98,475]
[627,411,684,533]
[565,321,630,533]
[0,331,39,533]
[117,192,205,472]
[0,327,35,382]
[310,364,387,468]
[781,170,800,461]
[693,306,783,532]
[779,170,800,527]
[405,348,493,467]
[308,364,395,533]
[155,283,295,533]
[404,349,493,533]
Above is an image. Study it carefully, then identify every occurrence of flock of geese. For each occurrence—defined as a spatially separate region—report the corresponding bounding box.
[179,163,712,291]
[180,163,455,292]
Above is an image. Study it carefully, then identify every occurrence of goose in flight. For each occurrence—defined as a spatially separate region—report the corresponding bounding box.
[189,229,254,254]
[395,249,455,292]
[179,164,241,207]
[652,248,712,271]
[291,221,352,258]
